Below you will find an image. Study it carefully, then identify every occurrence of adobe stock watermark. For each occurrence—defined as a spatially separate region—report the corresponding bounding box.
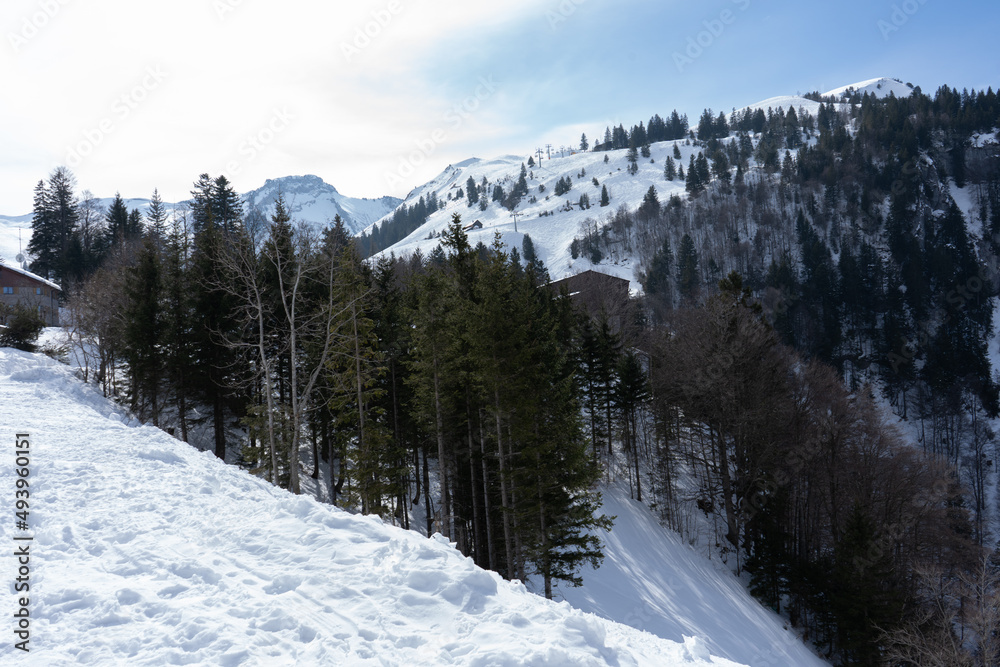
[546,0,587,31]
[340,1,403,63]
[673,0,752,74]
[214,0,247,21]
[878,0,929,41]
[8,0,71,53]
[222,108,295,179]
[66,66,169,168]
[384,76,499,191]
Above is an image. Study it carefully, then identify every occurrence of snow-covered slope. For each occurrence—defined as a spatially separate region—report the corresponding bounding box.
[369,144,700,293]
[0,347,747,666]
[368,77,910,290]
[558,483,828,667]
[0,213,32,265]
[245,175,402,235]
[823,77,913,100]
[738,95,827,117]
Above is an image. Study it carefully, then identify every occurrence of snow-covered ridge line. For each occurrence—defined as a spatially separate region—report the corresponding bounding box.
[822,76,913,100]
[366,76,918,294]
[0,174,402,260]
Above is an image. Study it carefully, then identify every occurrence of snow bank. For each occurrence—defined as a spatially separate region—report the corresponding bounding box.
[556,483,828,667]
[0,348,743,666]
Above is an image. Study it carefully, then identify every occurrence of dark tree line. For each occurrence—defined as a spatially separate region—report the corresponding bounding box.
[565,84,1000,664]
[357,191,441,257]
[593,110,690,152]
[36,172,615,597]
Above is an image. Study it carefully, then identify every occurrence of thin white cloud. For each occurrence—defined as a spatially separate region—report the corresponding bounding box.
[0,0,545,211]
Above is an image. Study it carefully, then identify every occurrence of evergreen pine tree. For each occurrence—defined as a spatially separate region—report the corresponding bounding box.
[466,176,479,206]
[614,350,650,500]
[664,156,677,181]
[676,233,699,301]
[160,210,195,443]
[627,145,639,175]
[641,238,673,299]
[26,167,79,286]
[146,189,170,243]
[638,185,660,220]
[102,194,131,250]
[123,236,163,425]
[685,155,701,196]
[26,179,56,278]
[696,152,711,186]
[188,194,240,461]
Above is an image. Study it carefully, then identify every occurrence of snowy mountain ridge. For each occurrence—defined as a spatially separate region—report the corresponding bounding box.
[244,174,402,235]
[0,175,401,261]
[366,77,918,292]
[822,76,914,100]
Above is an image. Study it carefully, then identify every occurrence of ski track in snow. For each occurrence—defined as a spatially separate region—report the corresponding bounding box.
[0,349,745,666]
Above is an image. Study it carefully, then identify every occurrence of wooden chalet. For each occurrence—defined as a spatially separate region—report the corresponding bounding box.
[0,260,61,326]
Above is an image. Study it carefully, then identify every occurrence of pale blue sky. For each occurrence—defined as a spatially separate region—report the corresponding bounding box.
[0,0,996,213]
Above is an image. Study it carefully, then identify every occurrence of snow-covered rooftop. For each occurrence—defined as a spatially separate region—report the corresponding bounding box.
[0,257,61,291]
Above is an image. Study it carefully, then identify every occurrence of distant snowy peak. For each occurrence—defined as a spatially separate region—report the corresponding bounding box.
[823,77,913,100]
[739,95,826,117]
[244,174,402,235]
[737,78,914,117]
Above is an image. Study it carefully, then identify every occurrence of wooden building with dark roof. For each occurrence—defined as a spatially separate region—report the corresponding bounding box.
[0,260,61,326]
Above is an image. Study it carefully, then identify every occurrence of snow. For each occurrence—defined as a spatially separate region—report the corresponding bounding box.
[822,77,913,100]
[0,258,62,291]
[370,141,702,294]
[556,483,829,667]
[951,181,980,237]
[244,175,402,235]
[0,347,752,666]
[737,95,826,118]
[0,215,32,266]
[971,130,999,148]
[368,77,918,295]
[0,175,401,263]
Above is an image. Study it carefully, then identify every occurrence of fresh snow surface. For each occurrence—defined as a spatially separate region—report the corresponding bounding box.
[736,95,827,118]
[0,348,747,666]
[0,215,33,266]
[556,483,828,667]
[368,77,912,292]
[822,77,913,100]
[369,142,707,294]
[0,259,61,291]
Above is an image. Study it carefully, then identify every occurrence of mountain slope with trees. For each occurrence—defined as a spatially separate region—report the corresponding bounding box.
[15,76,1000,666]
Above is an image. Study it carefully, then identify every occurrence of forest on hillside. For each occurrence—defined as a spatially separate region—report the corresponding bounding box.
[14,83,1000,665]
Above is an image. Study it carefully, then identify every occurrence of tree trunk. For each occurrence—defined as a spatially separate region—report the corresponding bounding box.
[494,389,515,579]
[213,394,226,460]
[467,406,482,564]
[715,425,738,547]
[432,356,451,539]
[479,409,496,572]
[422,443,433,537]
